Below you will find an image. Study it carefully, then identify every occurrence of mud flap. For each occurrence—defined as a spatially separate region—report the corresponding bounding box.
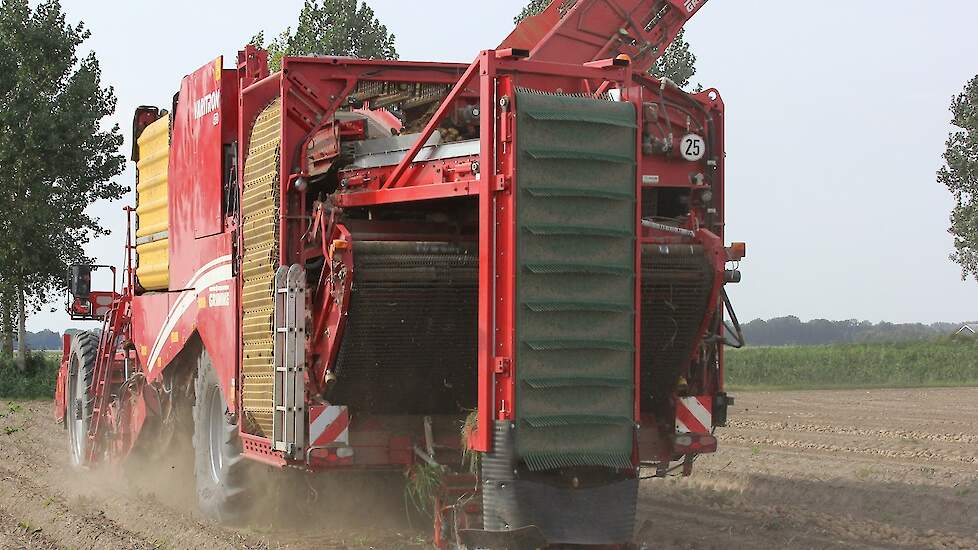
[458,525,548,550]
[512,87,638,471]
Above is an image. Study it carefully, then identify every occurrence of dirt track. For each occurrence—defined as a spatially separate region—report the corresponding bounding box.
[1,389,976,549]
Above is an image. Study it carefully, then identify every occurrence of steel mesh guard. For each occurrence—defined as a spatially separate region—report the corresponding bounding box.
[640,244,715,417]
[327,241,479,414]
[240,99,281,436]
[513,89,638,471]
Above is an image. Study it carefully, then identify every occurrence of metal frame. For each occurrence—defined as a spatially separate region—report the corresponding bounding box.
[272,264,306,456]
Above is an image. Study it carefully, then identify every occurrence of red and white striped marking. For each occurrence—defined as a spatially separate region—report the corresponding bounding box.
[676,396,712,433]
[309,405,350,447]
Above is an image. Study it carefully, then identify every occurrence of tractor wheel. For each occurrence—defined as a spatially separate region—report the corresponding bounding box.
[192,351,252,523]
[66,331,98,469]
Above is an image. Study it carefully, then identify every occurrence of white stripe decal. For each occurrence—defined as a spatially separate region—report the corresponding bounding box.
[684,397,712,430]
[190,255,233,286]
[676,417,690,434]
[146,257,232,371]
[310,406,343,440]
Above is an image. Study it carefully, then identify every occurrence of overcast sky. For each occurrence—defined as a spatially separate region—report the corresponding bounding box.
[31,0,978,331]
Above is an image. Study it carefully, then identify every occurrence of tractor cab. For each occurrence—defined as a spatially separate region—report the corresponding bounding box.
[67,264,118,321]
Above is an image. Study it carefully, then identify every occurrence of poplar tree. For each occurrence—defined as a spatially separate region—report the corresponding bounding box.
[252,0,398,71]
[0,0,125,367]
[938,75,978,281]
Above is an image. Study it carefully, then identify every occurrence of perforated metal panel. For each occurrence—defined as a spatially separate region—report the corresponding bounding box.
[241,99,281,436]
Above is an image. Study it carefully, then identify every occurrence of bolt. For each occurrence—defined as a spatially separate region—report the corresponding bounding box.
[499,96,510,110]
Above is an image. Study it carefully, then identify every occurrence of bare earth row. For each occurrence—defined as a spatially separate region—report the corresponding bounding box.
[1,388,975,549]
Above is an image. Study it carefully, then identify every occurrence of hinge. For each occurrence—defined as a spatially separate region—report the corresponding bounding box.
[500,112,514,143]
[494,356,512,376]
[495,175,510,192]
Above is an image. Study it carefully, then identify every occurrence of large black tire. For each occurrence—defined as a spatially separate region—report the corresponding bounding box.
[66,331,98,469]
[192,351,252,523]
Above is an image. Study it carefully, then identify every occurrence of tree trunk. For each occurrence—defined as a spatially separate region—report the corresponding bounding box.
[0,294,12,358]
[16,284,26,371]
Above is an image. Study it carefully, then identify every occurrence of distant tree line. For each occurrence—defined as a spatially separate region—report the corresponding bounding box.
[1,329,61,352]
[742,316,971,347]
[14,330,62,351]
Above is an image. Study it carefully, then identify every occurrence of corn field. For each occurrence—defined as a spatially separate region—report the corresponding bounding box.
[725,336,978,390]
[0,354,59,399]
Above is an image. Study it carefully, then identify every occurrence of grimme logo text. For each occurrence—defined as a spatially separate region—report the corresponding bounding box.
[194,90,221,120]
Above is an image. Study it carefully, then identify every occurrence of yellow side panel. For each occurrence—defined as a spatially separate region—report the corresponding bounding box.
[135,116,170,291]
[135,239,169,291]
[240,99,281,437]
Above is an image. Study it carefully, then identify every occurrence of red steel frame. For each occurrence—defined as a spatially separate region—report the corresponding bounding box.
[262,51,638,455]
[230,50,652,462]
[234,45,730,466]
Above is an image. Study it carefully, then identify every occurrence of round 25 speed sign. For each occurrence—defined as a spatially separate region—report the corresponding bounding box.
[680,133,705,162]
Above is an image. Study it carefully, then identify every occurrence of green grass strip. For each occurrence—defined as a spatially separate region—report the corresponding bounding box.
[725,338,978,391]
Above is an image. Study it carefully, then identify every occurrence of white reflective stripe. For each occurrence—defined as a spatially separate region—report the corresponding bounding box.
[194,264,233,294]
[190,255,233,285]
[683,397,712,430]
[310,406,348,444]
[146,258,232,371]
[310,406,343,439]
[310,406,350,447]
[675,417,690,434]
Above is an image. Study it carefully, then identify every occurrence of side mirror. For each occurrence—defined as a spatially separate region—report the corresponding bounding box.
[69,265,92,299]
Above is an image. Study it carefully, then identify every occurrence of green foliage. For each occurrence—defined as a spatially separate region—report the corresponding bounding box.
[252,0,397,71]
[404,462,442,516]
[460,409,481,474]
[742,316,968,346]
[652,29,697,89]
[725,337,978,390]
[938,75,978,281]
[513,1,698,88]
[0,0,126,320]
[514,0,550,23]
[0,353,59,399]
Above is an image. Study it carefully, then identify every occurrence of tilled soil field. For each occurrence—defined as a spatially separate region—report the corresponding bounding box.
[1,388,976,549]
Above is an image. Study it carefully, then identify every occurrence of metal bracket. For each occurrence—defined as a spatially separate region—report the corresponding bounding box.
[494,357,512,375]
[495,175,510,192]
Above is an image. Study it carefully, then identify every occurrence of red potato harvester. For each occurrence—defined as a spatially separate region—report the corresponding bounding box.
[56,0,747,546]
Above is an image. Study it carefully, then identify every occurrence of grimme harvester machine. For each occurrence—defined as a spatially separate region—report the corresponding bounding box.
[55,0,746,546]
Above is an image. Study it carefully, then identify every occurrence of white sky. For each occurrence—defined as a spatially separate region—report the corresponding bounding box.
[31,0,978,331]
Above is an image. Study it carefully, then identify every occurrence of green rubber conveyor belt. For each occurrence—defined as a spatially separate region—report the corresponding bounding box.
[513,89,638,471]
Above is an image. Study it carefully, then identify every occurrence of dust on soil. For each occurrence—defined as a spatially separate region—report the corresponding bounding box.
[1,389,976,549]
